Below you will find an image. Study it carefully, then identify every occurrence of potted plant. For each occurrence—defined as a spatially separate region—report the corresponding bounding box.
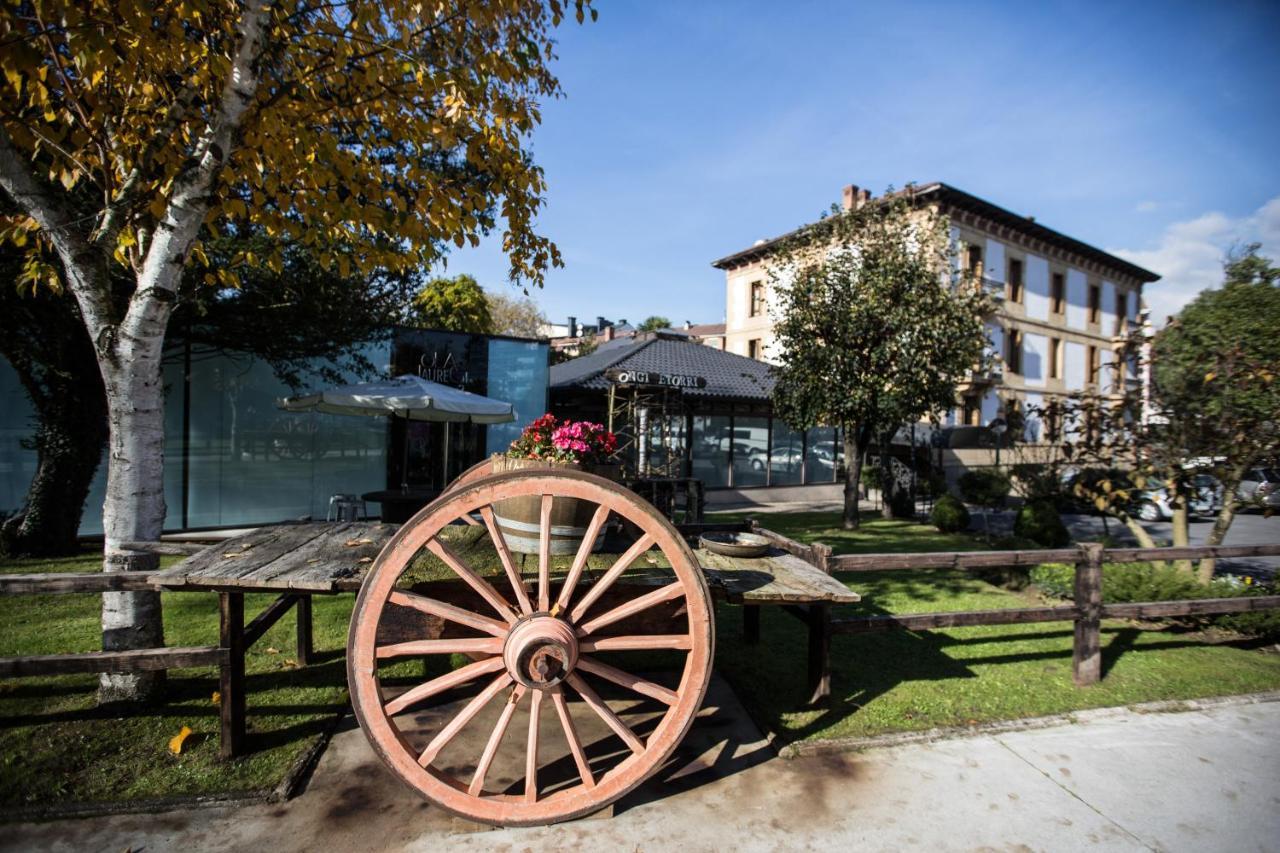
[492,415,620,555]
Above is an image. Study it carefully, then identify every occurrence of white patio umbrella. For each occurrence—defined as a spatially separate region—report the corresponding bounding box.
[278,374,515,488]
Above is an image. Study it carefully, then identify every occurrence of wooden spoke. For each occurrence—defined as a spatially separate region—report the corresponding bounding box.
[555,504,611,612]
[426,538,518,622]
[566,672,644,755]
[568,533,656,623]
[469,685,525,796]
[388,590,508,638]
[576,582,685,637]
[550,686,595,788]
[538,495,552,611]
[525,687,543,802]
[576,655,678,706]
[376,637,504,660]
[384,657,507,717]
[418,672,513,767]
[579,635,692,652]
[478,505,533,615]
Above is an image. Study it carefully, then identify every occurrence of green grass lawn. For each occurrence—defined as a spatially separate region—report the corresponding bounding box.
[710,512,1280,744]
[3,514,1278,809]
[0,551,354,811]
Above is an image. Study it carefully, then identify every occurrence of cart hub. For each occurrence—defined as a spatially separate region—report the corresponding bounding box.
[503,613,579,689]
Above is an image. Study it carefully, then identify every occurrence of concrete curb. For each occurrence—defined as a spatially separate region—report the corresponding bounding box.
[777,689,1280,758]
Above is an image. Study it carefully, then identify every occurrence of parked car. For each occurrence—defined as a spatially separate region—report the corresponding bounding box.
[748,439,804,473]
[1131,474,1221,522]
[1237,467,1280,510]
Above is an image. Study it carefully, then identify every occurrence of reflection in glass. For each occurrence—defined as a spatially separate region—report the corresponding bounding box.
[806,427,838,483]
[690,416,730,487]
[732,416,769,487]
[770,419,804,485]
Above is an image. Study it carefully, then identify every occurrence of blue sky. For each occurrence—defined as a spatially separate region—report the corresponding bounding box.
[447,0,1280,327]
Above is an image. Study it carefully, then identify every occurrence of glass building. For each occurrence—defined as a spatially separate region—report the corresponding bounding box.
[0,329,548,535]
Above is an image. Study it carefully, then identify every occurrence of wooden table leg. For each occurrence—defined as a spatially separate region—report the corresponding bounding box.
[219,591,245,759]
[743,604,761,645]
[296,595,313,666]
[805,604,831,706]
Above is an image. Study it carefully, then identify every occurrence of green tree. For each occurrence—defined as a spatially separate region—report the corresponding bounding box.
[411,274,494,333]
[637,315,671,332]
[769,190,991,529]
[1054,245,1280,581]
[0,0,591,702]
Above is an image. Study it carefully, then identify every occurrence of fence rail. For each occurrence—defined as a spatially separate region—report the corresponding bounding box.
[815,540,1280,686]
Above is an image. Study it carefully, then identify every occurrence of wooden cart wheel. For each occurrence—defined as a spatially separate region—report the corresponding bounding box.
[347,468,714,827]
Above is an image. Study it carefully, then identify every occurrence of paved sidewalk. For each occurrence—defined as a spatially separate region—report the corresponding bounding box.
[5,683,1278,852]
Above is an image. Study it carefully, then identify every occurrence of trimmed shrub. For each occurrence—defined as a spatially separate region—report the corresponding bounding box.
[1014,500,1070,548]
[930,494,970,533]
[887,487,916,519]
[958,469,1010,509]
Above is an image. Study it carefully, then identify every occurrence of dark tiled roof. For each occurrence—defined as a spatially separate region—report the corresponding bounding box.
[711,182,1161,283]
[550,336,774,401]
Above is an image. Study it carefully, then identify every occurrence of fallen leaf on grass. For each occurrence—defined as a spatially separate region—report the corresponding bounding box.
[211,691,220,706]
[168,725,194,755]
[265,646,280,655]
[282,659,299,668]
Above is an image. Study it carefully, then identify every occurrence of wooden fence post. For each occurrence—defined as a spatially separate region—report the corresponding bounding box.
[1073,542,1104,686]
[296,595,313,666]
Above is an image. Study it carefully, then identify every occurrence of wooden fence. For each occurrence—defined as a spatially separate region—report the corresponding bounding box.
[807,539,1280,686]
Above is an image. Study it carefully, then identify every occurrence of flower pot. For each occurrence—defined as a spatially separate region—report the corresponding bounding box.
[490,455,620,555]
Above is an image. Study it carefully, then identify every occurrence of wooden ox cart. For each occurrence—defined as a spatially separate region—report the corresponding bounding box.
[150,463,858,827]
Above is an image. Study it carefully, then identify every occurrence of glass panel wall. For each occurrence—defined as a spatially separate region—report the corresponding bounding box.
[485,338,549,456]
[730,416,768,487]
[769,419,804,485]
[690,415,730,487]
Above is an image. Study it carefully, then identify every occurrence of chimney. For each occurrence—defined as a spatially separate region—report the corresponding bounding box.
[596,315,607,330]
[858,188,871,207]
[684,320,691,330]
[842,184,859,211]
[604,324,615,342]
[567,316,577,337]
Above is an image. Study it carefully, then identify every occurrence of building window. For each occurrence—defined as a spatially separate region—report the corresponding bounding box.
[747,338,762,360]
[1087,345,1100,385]
[1007,258,1024,303]
[750,281,764,317]
[1006,329,1022,375]
[966,245,983,278]
[1048,338,1061,379]
[1088,284,1100,324]
[963,396,981,426]
[1051,272,1065,314]
[1115,291,1127,334]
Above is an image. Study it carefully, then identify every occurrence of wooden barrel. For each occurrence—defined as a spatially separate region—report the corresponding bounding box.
[490,456,619,554]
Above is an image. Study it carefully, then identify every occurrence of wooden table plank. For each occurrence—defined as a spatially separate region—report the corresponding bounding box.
[151,522,396,593]
[696,548,861,605]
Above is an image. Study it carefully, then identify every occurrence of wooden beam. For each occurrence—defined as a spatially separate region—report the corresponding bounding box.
[1101,544,1280,563]
[832,605,1078,634]
[220,592,245,760]
[1102,595,1280,620]
[0,646,226,677]
[120,540,208,556]
[827,542,1280,573]
[243,593,300,649]
[0,571,160,595]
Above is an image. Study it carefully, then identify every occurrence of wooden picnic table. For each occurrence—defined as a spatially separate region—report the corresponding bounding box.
[151,520,859,757]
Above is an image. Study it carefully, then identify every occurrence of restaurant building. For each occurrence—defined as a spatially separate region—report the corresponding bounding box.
[549,331,843,489]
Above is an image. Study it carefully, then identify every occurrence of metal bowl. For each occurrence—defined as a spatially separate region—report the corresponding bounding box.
[699,532,771,558]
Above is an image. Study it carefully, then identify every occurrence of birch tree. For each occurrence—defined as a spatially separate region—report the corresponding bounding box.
[0,0,591,701]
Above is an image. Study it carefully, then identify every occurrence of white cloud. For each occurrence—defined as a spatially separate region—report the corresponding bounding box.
[1110,195,1280,326]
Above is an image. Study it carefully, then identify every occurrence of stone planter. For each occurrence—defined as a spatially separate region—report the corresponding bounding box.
[490,455,620,555]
